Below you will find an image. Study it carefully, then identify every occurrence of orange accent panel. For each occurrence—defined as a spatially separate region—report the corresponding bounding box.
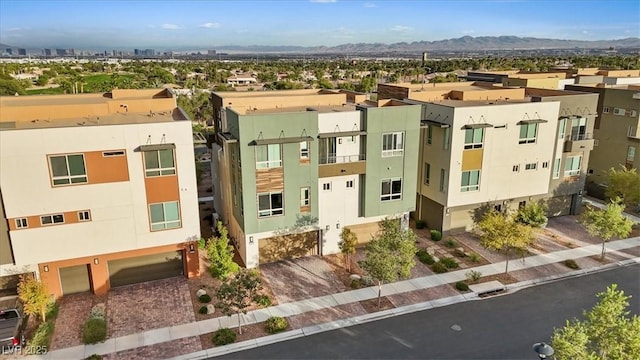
[85,150,130,184]
[145,176,180,204]
[9,210,90,230]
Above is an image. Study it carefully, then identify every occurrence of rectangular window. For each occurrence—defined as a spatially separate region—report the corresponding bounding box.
[443,127,451,150]
[300,187,310,207]
[426,126,433,145]
[424,163,431,185]
[149,201,181,230]
[464,128,484,149]
[552,158,561,179]
[519,201,527,209]
[144,149,176,177]
[571,117,587,140]
[439,169,447,193]
[256,144,282,169]
[381,178,402,201]
[603,106,610,114]
[494,204,502,212]
[299,141,309,159]
[613,108,625,116]
[346,180,354,188]
[258,192,283,217]
[558,118,567,140]
[542,161,549,169]
[49,154,87,185]
[564,156,582,177]
[461,170,480,192]
[323,182,331,191]
[102,150,125,157]
[519,123,538,144]
[15,218,28,229]
[631,110,638,117]
[382,132,404,157]
[525,163,537,170]
[627,146,636,162]
[41,214,64,226]
[78,210,91,221]
[513,165,520,172]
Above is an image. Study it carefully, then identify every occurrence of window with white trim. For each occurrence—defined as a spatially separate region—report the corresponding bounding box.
[426,125,432,145]
[519,123,538,144]
[424,163,431,185]
[346,180,354,188]
[613,108,625,116]
[443,127,451,150]
[513,165,520,172]
[382,132,404,157]
[149,201,181,230]
[256,144,282,169]
[558,118,567,140]
[542,161,549,169]
[381,178,402,201]
[144,149,176,177]
[564,156,582,177]
[461,170,480,192]
[258,192,283,217]
[323,182,331,191]
[603,107,610,114]
[299,141,309,159]
[300,187,310,207]
[15,218,28,229]
[78,211,91,221]
[631,110,638,118]
[627,146,636,163]
[525,163,537,170]
[41,214,64,225]
[552,158,561,179]
[464,128,484,149]
[49,154,87,185]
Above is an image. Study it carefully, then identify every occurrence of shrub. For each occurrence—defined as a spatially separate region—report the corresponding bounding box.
[212,328,236,346]
[198,237,206,250]
[82,318,107,344]
[199,306,208,314]
[440,257,459,269]
[416,249,435,265]
[199,294,212,303]
[465,270,482,283]
[515,200,548,227]
[415,219,427,229]
[468,252,482,263]
[254,294,272,307]
[264,316,289,334]
[29,321,54,347]
[444,238,457,248]
[89,303,106,320]
[430,230,442,241]
[431,262,448,274]
[455,281,469,291]
[564,259,580,270]
[86,355,102,360]
[350,279,363,289]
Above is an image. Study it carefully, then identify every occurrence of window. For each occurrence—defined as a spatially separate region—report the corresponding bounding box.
[49,154,87,185]
[494,204,502,212]
[382,132,404,157]
[564,156,582,177]
[144,149,175,177]
[41,214,64,225]
[558,118,567,140]
[256,144,282,169]
[15,218,28,229]
[460,170,480,192]
[439,169,447,193]
[525,163,537,170]
[513,165,520,172]
[323,182,331,191]
[603,106,610,114]
[631,110,638,117]
[542,161,549,169]
[627,146,636,163]
[381,179,402,201]
[519,123,538,144]
[552,158,561,179]
[299,141,309,159]
[464,128,484,149]
[613,108,625,116]
[78,211,91,221]
[102,150,125,157]
[300,187,310,207]
[149,201,181,230]
[519,201,527,209]
[424,163,431,185]
[571,117,587,140]
[443,127,451,150]
[346,180,354,188]
[426,126,433,145]
[258,192,283,217]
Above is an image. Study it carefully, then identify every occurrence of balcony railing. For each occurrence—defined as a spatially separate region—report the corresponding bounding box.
[569,133,593,141]
[319,154,366,164]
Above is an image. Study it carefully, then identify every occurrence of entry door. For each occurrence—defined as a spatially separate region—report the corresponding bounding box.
[59,264,91,295]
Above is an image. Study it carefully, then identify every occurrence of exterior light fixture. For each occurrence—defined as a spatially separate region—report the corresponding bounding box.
[43,265,49,272]
[249,236,254,244]
[325,225,330,231]
[188,243,195,253]
[336,222,340,229]
[93,258,99,265]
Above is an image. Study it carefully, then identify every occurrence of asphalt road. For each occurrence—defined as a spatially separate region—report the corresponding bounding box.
[216,264,640,360]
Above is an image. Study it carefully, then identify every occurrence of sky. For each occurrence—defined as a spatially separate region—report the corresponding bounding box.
[1,0,638,49]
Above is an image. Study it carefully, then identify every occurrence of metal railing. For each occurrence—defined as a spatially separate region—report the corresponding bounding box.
[569,133,593,141]
[319,154,366,164]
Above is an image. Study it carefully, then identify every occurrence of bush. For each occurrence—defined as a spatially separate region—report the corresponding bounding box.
[416,249,435,265]
[89,303,106,320]
[431,262,448,274]
[350,279,363,289]
[264,316,289,334]
[444,238,457,248]
[430,230,442,241]
[29,320,54,347]
[468,252,482,263]
[515,201,548,227]
[254,294,272,307]
[199,306,208,314]
[86,355,102,360]
[212,328,236,346]
[564,259,580,270]
[199,294,212,303]
[82,318,107,344]
[465,270,482,283]
[440,257,459,269]
[415,219,427,229]
[455,281,469,291]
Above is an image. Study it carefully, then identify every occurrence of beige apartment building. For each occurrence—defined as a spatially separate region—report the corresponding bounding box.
[378,82,598,234]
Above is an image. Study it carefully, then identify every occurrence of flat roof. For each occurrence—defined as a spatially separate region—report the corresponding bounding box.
[427,98,532,108]
[240,104,358,115]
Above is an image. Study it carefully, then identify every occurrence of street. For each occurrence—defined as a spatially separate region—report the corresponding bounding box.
[216,264,640,360]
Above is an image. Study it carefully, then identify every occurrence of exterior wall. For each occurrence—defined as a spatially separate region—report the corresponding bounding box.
[0,189,13,266]
[604,77,640,85]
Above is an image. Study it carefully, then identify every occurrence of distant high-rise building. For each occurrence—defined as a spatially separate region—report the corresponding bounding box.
[44,49,52,56]
[17,49,26,56]
[208,49,216,55]
[5,48,12,55]
[134,49,141,56]
[55,49,67,56]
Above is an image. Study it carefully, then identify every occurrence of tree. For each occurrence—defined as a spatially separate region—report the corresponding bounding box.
[514,200,548,228]
[551,284,640,360]
[358,218,417,308]
[338,228,358,273]
[579,198,633,259]
[475,210,534,273]
[206,221,240,279]
[215,269,262,334]
[17,274,51,322]
[605,166,640,209]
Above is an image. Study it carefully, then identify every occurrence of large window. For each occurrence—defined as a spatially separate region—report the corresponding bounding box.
[460,170,480,192]
[570,117,587,140]
[256,144,282,169]
[519,123,538,144]
[382,132,404,157]
[381,178,402,201]
[558,118,567,139]
[443,127,451,150]
[464,128,484,149]
[144,149,175,177]
[552,158,561,179]
[258,192,283,217]
[49,154,87,185]
[426,126,433,145]
[424,163,431,185]
[149,201,181,230]
[627,146,636,163]
[564,156,582,177]
[439,169,447,193]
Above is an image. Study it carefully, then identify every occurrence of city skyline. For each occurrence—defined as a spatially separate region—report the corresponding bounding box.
[0,0,638,49]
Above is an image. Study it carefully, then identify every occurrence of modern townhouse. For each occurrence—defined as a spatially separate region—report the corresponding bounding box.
[378,82,598,235]
[0,89,200,298]
[210,90,421,268]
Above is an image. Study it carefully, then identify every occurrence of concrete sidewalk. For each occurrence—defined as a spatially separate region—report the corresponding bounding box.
[30,236,639,360]
[583,196,640,224]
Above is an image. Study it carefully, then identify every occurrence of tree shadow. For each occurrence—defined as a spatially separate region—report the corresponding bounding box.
[259,215,320,262]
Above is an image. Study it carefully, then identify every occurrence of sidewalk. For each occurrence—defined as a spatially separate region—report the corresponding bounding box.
[583,196,640,224]
[31,236,639,360]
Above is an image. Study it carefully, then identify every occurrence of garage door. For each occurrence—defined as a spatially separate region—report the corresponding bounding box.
[108,251,183,288]
[59,264,91,295]
[345,222,379,245]
[259,230,318,264]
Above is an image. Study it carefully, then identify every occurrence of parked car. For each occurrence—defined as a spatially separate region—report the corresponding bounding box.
[0,296,25,348]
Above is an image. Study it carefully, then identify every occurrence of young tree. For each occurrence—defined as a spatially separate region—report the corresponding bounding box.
[605,166,640,209]
[215,269,262,335]
[551,284,640,360]
[338,228,358,273]
[579,198,633,259]
[17,274,51,322]
[207,221,240,279]
[514,200,548,228]
[358,218,417,308]
[475,210,534,273]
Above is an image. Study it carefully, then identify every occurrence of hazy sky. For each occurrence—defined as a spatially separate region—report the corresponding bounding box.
[1,0,638,49]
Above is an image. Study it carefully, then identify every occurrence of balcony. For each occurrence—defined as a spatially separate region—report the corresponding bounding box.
[319,153,366,178]
[564,133,595,153]
[319,154,366,165]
